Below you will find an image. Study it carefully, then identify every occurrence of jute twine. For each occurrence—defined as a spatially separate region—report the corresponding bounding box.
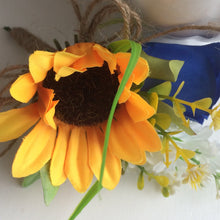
[0,0,219,156]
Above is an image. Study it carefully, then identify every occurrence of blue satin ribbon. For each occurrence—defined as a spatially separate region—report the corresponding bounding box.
[142,42,220,123]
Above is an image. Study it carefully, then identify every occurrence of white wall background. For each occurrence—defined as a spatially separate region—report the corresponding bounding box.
[0,0,220,219]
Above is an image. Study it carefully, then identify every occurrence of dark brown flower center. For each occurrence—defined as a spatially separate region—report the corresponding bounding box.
[42,62,120,126]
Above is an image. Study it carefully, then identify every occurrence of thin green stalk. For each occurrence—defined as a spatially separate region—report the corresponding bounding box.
[99,41,142,189]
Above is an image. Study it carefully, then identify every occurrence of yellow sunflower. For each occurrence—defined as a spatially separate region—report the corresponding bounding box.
[0,42,161,192]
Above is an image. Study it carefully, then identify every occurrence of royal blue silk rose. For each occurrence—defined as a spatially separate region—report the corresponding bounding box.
[142,42,220,123]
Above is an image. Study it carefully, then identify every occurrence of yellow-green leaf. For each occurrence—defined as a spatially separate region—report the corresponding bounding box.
[191,98,212,116]
[138,91,158,111]
[173,101,186,118]
[155,113,171,130]
[141,51,184,82]
[108,39,130,53]
[162,136,172,168]
[176,148,196,161]
[169,60,184,81]
[149,81,172,98]
[158,102,195,135]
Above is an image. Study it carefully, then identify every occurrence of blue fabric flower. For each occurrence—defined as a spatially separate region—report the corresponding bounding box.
[142,42,220,123]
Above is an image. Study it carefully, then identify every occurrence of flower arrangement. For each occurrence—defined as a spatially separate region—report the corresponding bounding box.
[0,0,220,219]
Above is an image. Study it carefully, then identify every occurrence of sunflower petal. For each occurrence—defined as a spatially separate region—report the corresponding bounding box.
[72,45,103,70]
[12,120,57,177]
[65,43,94,56]
[29,51,54,83]
[55,66,84,81]
[65,127,93,193]
[10,73,37,103]
[37,85,57,129]
[93,44,117,73]
[119,87,131,104]
[116,52,149,84]
[50,124,70,186]
[125,92,155,122]
[0,103,39,142]
[134,120,162,152]
[87,126,121,190]
[109,119,146,165]
[115,105,161,152]
[54,51,83,73]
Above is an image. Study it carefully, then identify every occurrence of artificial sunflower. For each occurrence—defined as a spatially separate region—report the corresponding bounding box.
[0,42,161,192]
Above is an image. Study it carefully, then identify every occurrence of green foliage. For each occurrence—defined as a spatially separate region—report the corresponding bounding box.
[108,39,131,53]
[22,172,40,187]
[141,51,184,82]
[157,102,195,135]
[40,162,59,206]
[149,81,172,98]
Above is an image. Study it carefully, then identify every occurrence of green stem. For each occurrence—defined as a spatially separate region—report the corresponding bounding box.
[99,41,142,189]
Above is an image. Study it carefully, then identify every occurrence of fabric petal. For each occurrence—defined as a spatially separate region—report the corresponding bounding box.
[72,47,103,70]
[65,43,94,56]
[29,51,54,83]
[66,43,103,70]
[0,103,39,142]
[125,92,155,122]
[134,120,162,152]
[50,124,70,186]
[115,105,162,152]
[116,52,149,85]
[37,85,57,129]
[65,127,93,193]
[55,66,84,81]
[93,44,117,73]
[53,51,83,73]
[109,119,147,165]
[12,120,57,177]
[87,126,121,190]
[10,73,37,103]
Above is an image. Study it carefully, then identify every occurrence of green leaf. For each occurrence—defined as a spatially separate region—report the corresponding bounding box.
[158,102,195,135]
[154,113,171,130]
[22,172,40,187]
[108,39,131,53]
[138,91,158,111]
[68,181,102,220]
[149,81,172,98]
[173,101,186,118]
[40,162,59,206]
[131,81,145,92]
[141,51,184,82]
[99,41,142,189]
[169,60,185,81]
